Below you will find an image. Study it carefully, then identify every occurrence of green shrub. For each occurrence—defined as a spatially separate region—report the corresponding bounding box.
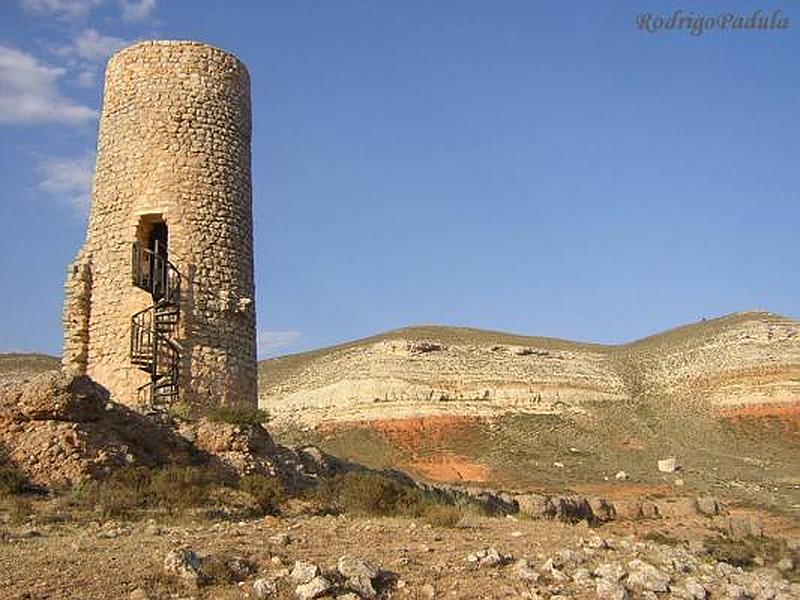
[315,472,427,517]
[0,465,27,496]
[423,504,462,528]
[0,495,32,523]
[643,530,681,546]
[239,474,285,515]
[167,402,194,421]
[204,406,270,426]
[76,467,151,518]
[67,466,220,519]
[704,535,797,571]
[202,555,234,585]
[150,466,215,512]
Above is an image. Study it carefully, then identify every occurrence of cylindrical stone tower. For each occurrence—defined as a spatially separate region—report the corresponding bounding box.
[62,40,257,411]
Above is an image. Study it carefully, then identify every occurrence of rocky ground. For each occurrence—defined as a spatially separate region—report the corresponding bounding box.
[1,503,799,599]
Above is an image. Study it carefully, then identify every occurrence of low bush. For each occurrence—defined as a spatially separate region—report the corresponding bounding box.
[423,504,462,528]
[239,474,285,515]
[150,466,216,512]
[704,535,799,575]
[0,495,32,523]
[68,466,220,518]
[643,530,682,546]
[313,471,432,517]
[167,402,194,421]
[0,464,27,496]
[87,467,151,518]
[202,555,234,585]
[204,406,270,426]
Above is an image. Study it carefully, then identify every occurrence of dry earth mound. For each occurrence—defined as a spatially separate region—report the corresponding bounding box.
[0,371,346,491]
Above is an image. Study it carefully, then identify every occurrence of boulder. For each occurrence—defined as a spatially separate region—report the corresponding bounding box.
[640,500,660,519]
[163,547,207,587]
[670,577,707,599]
[511,559,540,581]
[726,515,763,539]
[696,496,721,516]
[596,579,629,599]
[194,418,277,477]
[226,557,257,581]
[655,497,699,518]
[588,497,616,521]
[626,559,671,592]
[295,575,332,600]
[337,555,379,599]
[252,578,276,599]
[515,494,556,519]
[658,457,680,473]
[290,560,320,584]
[611,499,642,520]
[347,573,377,599]
[337,556,378,580]
[466,547,512,567]
[553,495,593,522]
[594,563,626,582]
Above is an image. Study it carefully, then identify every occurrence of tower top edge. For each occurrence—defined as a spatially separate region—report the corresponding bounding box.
[110,40,247,69]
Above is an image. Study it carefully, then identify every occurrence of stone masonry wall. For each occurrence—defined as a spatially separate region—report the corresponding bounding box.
[62,40,257,410]
[62,250,92,374]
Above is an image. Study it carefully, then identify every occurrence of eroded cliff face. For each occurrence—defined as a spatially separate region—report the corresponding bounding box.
[258,312,800,426]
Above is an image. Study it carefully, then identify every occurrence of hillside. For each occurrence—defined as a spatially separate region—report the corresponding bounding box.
[259,311,800,425]
[0,353,59,388]
[259,312,800,514]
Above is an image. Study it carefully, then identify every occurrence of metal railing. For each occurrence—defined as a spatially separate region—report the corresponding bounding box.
[130,241,182,409]
[131,242,181,304]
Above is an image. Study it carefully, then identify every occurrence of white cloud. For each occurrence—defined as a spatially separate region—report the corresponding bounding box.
[75,68,96,87]
[0,45,97,124]
[37,153,95,213]
[119,0,156,22]
[51,29,128,90]
[22,0,157,23]
[21,0,105,21]
[70,29,128,61]
[258,330,301,357]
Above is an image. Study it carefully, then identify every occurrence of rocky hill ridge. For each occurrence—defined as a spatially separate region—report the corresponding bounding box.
[258,311,800,426]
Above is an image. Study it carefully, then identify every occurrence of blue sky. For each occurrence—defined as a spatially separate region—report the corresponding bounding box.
[0,1,798,358]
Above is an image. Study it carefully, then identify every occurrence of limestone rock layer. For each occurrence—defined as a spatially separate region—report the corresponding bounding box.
[258,312,800,425]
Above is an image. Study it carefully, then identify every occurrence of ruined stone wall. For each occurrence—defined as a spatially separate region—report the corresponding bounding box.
[62,40,257,410]
[62,250,92,374]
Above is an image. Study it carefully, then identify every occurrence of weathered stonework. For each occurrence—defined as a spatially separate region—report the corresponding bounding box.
[62,40,257,410]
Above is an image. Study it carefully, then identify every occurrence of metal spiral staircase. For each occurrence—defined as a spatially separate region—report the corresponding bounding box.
[130,241,181,408]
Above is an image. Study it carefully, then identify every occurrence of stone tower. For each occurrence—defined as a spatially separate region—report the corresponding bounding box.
[62,40,257,411]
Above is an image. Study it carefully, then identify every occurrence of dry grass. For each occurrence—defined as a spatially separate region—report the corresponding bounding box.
[704,534,800,579]
[238,474,285,516]
[61,466,222,519]
[203,405,270,426]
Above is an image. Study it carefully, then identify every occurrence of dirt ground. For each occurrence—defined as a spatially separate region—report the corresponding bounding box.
[2,498,799,600]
